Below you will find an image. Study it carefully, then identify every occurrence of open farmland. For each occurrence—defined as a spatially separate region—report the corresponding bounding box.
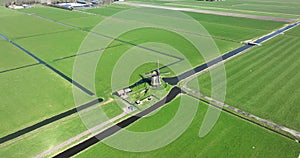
[0,40,36,71]
[76,96,300,158]
[16,5,286,99]
[187,28,300,131]
[0,101,124,158]
[0,1,299,158]
[124,0,300,19]
[0,65,75,138]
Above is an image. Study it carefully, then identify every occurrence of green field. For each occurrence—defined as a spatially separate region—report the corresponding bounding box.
[76,95,300,158]
[0,40,36,71]
[0,3,298,158]
[0,101,123,158]
[16,6,285,100]
[0,65,75,137]
[84,4,134,16]
[126,0,300,19]
[188,29,300,131]
[22,7,104,31]
[0,9,68,39]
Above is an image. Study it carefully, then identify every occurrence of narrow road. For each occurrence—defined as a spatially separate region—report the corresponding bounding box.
[54,87,183,158]
[35,99,121,158]
[117,2,294,23]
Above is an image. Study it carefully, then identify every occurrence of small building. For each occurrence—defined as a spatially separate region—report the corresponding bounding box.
[116,89,127,98]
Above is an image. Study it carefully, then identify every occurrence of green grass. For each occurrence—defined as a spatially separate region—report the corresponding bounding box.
[188,33,300,131]
[23,7,90,21]
[0,8,69,39]
[126,0,300,19]
[76,95,300,158]
[0,40,36,71]
[23,7,104,31]
[83,4,134,16]
[0,65,75,137]
[0,5,295,157]
[0,101,123,158]
[184,11,286,31]
[101,101,124,119]
[15,29,87,61]
[61,16,104,31]
[43,23,276,101]
[285,25,300,37]
[183,11,286,42]
[0,6,20,17]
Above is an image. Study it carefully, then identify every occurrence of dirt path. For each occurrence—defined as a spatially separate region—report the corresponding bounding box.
[35,107,126,158]
[116,2,294,23]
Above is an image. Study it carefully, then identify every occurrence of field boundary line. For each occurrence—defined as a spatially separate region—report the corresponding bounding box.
[18,10,184,62]
[0,63,40,74]
[0,33,95,96]
[51,44,123,62]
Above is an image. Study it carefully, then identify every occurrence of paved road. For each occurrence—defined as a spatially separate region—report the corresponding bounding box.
[54,87,183,158]
[117,2,294,23]
[35,99,118,158]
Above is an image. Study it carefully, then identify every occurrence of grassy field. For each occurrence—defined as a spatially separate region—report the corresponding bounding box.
[0,65,75,138]
[76,95,300,158]
[15,29,87,61]
[188,29,300,131]
[22,7,104,31]
[84,4,134,16]
[0,101,123,158]
[126,0,300,19]
[285,25,300,37]
[0,4,288,133]
[0,40,36,71]
[18,6,284,99]
[0,4,296,157]
[0,9,68,39]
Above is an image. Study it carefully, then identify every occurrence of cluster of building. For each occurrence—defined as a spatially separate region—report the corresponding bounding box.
[3,0,115,9]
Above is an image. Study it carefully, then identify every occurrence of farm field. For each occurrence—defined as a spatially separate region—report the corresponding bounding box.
[125,0,300,19]
[10,6,286,99]
[0,65,74,138]
[0,40,36,71]
[0,2,299,158]
[0,101,124,158]
[76,95,300,158]
[187,28,300,131]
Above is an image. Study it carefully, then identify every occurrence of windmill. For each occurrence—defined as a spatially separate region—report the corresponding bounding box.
[144,60,170,88]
